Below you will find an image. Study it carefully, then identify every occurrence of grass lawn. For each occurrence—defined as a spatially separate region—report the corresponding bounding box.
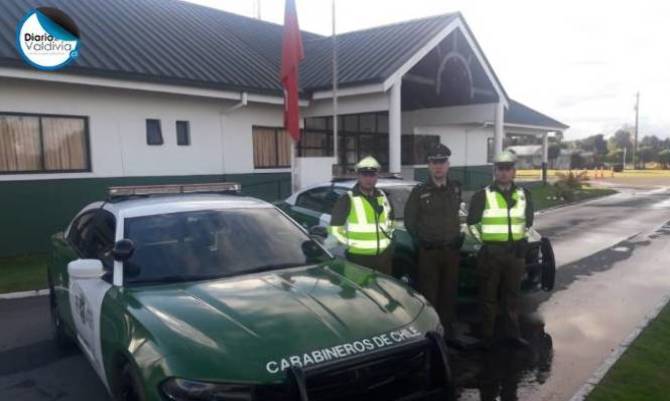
[587,302,670,401]
[0,254,49,294]
[517,168,670,180]
[530,184,618,210]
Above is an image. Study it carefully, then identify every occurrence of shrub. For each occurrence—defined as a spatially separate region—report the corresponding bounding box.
[553,170,589,202]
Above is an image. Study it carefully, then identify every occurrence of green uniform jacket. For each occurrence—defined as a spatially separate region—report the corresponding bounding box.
[404,179,462,246]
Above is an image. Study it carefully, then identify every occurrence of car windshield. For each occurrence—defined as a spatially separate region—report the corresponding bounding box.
[381,185,414,220]
[123,208,331,284]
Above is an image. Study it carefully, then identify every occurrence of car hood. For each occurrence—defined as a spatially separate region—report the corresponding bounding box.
[124,260,434,382]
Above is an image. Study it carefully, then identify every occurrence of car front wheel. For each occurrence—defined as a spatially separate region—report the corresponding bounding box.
[49,288,74,350]
[115,363,146,401]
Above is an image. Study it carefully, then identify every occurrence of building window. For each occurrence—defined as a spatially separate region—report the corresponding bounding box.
[176,121,190,146]
[146,119,163,145]
[252,126,291,168]
[0,113,90,173]
[402,134,440,165]
[300,113,390,165]
[487,137,495,163]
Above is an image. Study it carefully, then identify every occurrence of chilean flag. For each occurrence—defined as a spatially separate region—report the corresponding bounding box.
[280,0,304,142]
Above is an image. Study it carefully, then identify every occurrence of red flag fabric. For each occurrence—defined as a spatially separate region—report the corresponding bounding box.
[280,0,304,142]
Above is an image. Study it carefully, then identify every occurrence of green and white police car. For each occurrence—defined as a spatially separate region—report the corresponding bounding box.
[47,183,454,401]
[276,178,556,296]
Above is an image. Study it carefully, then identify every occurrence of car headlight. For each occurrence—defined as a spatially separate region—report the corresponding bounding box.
[161,378,253,401]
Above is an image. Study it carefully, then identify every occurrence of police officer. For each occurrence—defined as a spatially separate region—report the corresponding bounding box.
[404,143,463,339]
[328,156,394,275]
[467,151,534,348]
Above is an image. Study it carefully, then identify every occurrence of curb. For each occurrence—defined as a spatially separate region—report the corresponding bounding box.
[568,293,670,401]
[0,288,50,300]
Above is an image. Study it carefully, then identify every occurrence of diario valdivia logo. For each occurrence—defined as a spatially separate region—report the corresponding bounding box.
[16,7,80,71]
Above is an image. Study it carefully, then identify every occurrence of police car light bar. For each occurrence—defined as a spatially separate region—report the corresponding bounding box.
[331,173,403,182]
[108,183,241,199]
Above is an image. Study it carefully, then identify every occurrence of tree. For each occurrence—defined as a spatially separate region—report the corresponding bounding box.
[611,129,632,151]
[607,149,624,164]
[659,149,670,169]
[639,146,656,165]
[640,135,661,149]
[570,152,585,169]
[593,134,608,157]
[579,134,608,165]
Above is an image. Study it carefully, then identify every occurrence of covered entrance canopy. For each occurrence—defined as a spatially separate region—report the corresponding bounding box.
[301,13,510,176]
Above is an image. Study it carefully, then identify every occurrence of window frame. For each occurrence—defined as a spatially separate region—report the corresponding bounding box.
[0,111,91,175]
[299,113,390,164]
[487,137,495,164]
[252,125,292,169]
[176,120,191,146]
[295,187,344,214]
[67,211,99,257]
[146,119,164,146]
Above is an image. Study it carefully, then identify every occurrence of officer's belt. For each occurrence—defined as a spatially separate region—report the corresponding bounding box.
[482,241,525,254]
[420,238,460,250]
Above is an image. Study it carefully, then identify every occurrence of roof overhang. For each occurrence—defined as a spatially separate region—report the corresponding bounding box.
[310,15,509,108]
[0,66,309,106]
[382,16,509,108]
[503,122,568,132]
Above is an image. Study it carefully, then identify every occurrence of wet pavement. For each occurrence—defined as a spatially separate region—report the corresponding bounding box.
[452,184,670,401]
[0,296,107,400]
[1,184,670,401]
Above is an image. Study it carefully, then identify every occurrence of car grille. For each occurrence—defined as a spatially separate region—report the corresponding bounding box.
[256,335,449,401]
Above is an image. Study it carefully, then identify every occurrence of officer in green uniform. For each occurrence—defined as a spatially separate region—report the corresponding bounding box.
[328,156,394,275]
[404,143,463,339]
[467,151,535,348]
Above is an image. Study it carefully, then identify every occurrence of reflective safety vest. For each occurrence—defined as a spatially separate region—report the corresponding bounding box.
[329,190,393,255]
[475,186,528,242]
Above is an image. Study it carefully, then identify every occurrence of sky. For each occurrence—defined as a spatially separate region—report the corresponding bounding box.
[183,0,670,140]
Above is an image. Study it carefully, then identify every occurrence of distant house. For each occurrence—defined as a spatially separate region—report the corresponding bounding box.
[506,145,543,168]
[554,149,595,169]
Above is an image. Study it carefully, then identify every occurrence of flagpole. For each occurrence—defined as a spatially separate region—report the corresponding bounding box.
[331,0,339,173]
[291,138,299,193]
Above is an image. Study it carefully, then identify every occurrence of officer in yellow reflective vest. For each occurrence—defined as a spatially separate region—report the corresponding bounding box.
[328,156,394,275]
[467,151,535,348]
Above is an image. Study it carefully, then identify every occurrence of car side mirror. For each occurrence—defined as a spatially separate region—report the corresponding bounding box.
[309,225,328,238]
[308,226,328,244]
[302,240,325,260]
[113,239,135,262]
[68,259,104,279]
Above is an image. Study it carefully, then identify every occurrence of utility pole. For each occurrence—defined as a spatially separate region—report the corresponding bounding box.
[634,91,640,169]
[252,0,261,19]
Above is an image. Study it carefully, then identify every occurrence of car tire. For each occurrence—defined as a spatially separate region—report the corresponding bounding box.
[49,287,74,350]
[540,238,556,291]
[115,363,146,401]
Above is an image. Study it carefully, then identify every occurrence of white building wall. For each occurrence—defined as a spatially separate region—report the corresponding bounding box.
[400,103,496,168]
[413,125,492,166]
[402,103,497,133]
[0,78,285,181]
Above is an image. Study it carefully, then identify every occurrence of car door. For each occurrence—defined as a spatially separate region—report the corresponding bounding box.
[292,187,330,228]
[293,186,347,228]
[68,210,115,385]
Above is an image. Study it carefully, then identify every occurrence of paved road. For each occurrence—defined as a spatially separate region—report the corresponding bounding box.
[2,183,670,401]
[455,184,670,401]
